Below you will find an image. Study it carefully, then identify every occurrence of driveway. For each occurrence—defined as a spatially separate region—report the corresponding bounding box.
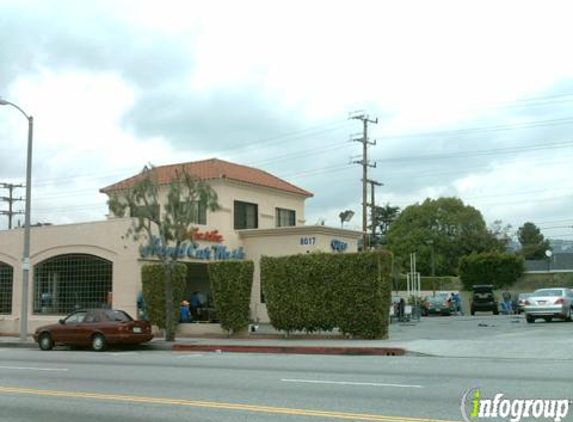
[388,314,573,360]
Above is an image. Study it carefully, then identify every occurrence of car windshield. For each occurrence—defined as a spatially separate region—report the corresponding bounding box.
[428,297,446,303]
[532,289,564,297]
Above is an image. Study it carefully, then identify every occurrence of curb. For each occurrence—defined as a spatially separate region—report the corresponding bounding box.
[172,344,405,356]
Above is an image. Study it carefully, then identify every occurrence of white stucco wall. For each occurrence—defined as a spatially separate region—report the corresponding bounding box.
[0,178,361,335]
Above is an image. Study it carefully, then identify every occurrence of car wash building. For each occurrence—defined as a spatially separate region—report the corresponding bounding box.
[0,158,360,335]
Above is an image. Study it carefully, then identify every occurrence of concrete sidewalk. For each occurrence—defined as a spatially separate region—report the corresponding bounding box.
[2,315,572,359]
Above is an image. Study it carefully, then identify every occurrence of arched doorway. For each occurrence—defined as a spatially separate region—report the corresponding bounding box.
[0,262,14,314]
[33,254,112,315]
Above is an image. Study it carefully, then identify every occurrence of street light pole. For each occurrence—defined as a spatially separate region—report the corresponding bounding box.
[0,98,33,341]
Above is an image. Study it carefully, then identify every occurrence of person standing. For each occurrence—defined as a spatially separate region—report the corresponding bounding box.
[502,290,512,315]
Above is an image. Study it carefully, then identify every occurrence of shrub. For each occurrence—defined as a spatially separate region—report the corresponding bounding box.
[261,251,392,339]
[459,252,524,291]
[141,264,187,329]
[208,261,254,333]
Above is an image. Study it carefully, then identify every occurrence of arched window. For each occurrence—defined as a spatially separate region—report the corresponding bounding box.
[33,254,112,315]
[0,262,13,314]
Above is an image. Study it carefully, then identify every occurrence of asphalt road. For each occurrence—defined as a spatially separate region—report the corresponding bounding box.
[1,347,572,422]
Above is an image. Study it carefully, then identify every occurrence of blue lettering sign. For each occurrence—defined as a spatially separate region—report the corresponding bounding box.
[139,236,244,261]
[331,239,348,252]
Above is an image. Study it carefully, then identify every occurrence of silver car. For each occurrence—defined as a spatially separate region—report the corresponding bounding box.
[523,288,573,323]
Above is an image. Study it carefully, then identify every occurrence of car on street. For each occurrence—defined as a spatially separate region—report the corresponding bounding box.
[470,285,499,315]
[421,295,456,316]
[523,288,573,323]
[33,308,153,351]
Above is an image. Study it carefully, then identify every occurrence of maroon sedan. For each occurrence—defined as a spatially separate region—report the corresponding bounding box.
[33,309,153,351]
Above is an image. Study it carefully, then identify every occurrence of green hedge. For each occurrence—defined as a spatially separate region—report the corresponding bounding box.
[459,252,524,291]
[208,261,254,333]
[141,264,187,329]
[261,251,392,339]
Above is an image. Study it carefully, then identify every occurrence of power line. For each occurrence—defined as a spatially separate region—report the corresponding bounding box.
[0,182,24,229]
[374,141,573,164]
[378,116,573,140]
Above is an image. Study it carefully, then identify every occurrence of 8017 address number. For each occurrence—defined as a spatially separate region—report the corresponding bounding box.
[300,237,316,246]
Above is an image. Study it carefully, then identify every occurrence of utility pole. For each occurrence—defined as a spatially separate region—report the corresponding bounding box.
[350,112,377,250]
[365,179,383,247]
[0,183,24,229]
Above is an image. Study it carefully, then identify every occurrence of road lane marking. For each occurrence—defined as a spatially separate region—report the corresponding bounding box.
[0,385,456,422]
[176,353,205,358]
[0,366,68,372]
[281,378,423,389]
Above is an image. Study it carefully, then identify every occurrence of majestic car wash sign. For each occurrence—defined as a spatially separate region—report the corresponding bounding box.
[185,228,224,243]
[140,235,245,261]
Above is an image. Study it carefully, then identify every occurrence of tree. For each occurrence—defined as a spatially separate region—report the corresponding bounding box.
[386,197,505,276]
[108,165,220,341]
[376,203,400,238]
[488,220,513,250]
[459,252,524,290]
[517,222,550,259]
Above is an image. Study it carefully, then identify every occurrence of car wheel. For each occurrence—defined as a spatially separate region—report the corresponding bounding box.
[526,315,535,324]
[543,316,553,323]
[493,309,499,315]
[91,334,107,352]
[38,333,54,351]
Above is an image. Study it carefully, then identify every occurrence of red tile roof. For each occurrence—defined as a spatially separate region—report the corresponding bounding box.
[100,158,313,197]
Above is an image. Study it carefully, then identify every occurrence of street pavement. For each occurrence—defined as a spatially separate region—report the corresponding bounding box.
[1,346,571,422]
[2,314,572,360]
[1,315,572,421]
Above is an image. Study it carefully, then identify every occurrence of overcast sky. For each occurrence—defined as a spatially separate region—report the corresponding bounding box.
[1,0,573,241]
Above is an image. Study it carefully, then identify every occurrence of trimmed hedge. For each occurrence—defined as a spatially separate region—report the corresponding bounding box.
[208,261,254,333]
[261,251,392,339]
[458,252,524,291]
[141,264,187,329]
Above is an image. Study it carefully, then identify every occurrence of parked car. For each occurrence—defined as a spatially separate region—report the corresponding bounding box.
[470,285,499,315]
[513,292,533,314]
[523,288,573,323]
[33,308,153,351]
[421,296,456,316]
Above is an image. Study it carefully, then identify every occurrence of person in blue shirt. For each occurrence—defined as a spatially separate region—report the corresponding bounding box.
[180,300,191,323]
[137,291,148,321]
[190,291,203,319]
[452,292,462,315]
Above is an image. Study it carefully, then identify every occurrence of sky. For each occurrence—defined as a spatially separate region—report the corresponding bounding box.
[1,0,573,242]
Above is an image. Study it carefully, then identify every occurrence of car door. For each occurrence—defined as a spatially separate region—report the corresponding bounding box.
[57,311,88,344]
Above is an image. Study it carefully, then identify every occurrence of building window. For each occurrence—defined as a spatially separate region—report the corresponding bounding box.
[0,262,13,314]
[275,208,296,227]
[234,201,258,229]
[33,254,113,315]
[184,201,207,225]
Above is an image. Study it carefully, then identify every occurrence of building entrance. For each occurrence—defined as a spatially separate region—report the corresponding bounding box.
[183,263,216,322]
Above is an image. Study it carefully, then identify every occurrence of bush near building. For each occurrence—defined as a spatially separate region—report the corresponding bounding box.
[208,261,254,333]
[261,251,392,339]
[141,264,187,330]
[458,252,524,291]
